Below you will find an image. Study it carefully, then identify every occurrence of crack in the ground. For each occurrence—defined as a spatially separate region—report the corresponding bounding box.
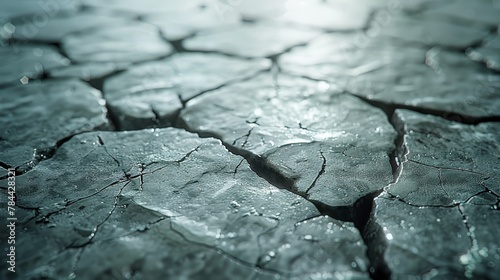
[349,91,500,125]
[305,151,326,195]
[457,204,481,278]
[174,117,394,280]
[10,127,109,178]
[407,159,487,176]
[167,218,291,277]
[30,146,199,223]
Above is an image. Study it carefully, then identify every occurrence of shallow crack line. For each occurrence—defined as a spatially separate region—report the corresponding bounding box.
[35,178,128,222]
[232,127,255,148]
[176,145,202,164]
[182,69,271,105]
[167,219,292,277]
[138,164,145,191]
[464,190,490,204]
[254,218,281,269]
[95,216,169,244]
[232,159,245,177]
[13,129,108,178]
[67,181,132,250]
[482,174,500,197]
[305,151,326,195]
[383,193,459,208]
[348,91,500,125]
[438,169,453,200]
[408,159,487,176]
[97,135,121,167]
[66,179,126,208]
[457,204,480,278]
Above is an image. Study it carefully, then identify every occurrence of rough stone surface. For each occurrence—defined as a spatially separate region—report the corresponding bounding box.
[0,79,108,167]
[1,128,370,279]
[104,53,270,129]
[62,21,173,63]
[280,35,500,118]
[0,44,69,86]
[180,73,396,209]
[183,22,319,57]
[366,110,500,279]
[6,10,131,43]
[144,6,240,41]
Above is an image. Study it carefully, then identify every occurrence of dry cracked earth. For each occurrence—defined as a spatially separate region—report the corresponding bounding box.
[1,0,500,279]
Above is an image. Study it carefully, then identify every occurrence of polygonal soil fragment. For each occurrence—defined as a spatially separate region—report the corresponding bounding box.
[0,128,370,279]
[180,73,396,210]
[183,22,319,57]
[280,35,500,119]
[365,110,500,279]
[7,10,131,43]
[0,44,69,85]
[144,6,240,41]
[0,79,108,167]
[259,216,370,279]
[103,53,270,130]
[62,21,172,63]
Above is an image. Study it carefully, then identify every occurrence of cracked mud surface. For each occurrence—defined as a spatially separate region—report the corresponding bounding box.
[0,0,499,279]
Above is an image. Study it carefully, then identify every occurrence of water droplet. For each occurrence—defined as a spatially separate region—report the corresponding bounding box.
[230,200,240,208]
[20,76,29,85]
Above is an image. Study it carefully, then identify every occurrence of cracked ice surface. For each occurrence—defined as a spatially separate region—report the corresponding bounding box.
[366,110,500,279]
[181,73,396,209]
[1,128,370,279]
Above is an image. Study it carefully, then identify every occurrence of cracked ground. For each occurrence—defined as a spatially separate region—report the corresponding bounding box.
[0,0,499,279]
